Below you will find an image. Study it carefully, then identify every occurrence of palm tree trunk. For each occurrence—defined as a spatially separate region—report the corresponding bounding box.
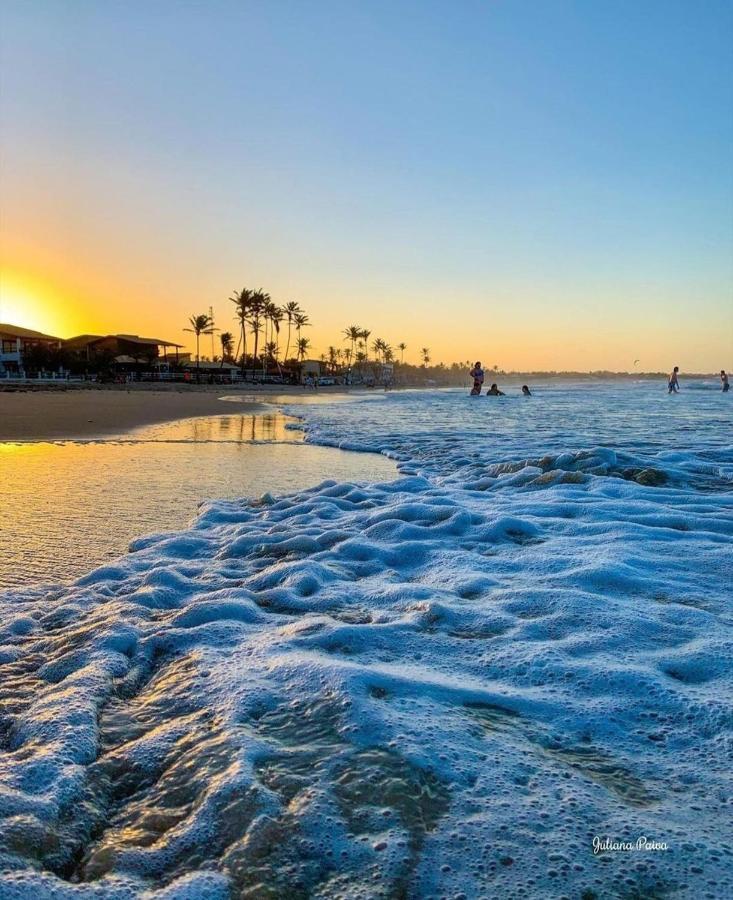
[285,320,292,363]
[239,319,245,379]
[234,332,242,374]
[252,319,259,381]
[262,317,268,379]
[242,320,248,380]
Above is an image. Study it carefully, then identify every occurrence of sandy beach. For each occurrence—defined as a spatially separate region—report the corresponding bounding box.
[0,387,271,440]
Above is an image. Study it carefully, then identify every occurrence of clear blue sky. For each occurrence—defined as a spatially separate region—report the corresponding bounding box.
[1,0,731,369]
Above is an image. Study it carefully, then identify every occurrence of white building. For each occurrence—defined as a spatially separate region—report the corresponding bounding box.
[300,359,321,384]
[0,324,62,376]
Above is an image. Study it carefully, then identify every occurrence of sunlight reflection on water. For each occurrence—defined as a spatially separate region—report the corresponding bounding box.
[0,412,396,587]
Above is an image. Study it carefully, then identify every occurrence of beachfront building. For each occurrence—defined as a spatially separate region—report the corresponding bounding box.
[182,361,240,383]
[0,324,63,376]
[160,350,192,367]
[63,333,184,375]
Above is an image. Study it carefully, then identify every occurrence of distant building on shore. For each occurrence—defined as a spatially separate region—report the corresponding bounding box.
[160,350,192,366]
[0,324,62,375]
[64,333,184,369]
[300,359,321,384]
[1,326,187,379]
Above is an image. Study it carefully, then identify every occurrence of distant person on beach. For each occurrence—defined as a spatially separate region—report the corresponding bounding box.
[721,370,730,392]
[486,383,505,396]
[668,366,680,393]
[469,362,485,395]
[521,385,532,396]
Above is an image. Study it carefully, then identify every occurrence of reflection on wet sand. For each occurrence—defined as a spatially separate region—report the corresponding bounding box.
[133,411,303,443]
[0,413,395,588]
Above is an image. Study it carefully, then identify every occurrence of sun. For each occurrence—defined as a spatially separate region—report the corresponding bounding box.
[0,271,70,336]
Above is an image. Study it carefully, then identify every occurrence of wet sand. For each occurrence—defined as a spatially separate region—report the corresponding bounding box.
[0,389,270,440]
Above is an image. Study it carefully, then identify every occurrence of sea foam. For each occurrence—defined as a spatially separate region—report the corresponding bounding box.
[0,383,731,898]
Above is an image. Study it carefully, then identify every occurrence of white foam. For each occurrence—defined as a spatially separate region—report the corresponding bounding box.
[0,383,731,898]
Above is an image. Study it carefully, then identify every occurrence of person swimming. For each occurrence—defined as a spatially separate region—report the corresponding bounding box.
[521,385,532,396]
[668,366,680,394]
[469,361,485,395]
[486,383,505,396]
[722,370,730,392]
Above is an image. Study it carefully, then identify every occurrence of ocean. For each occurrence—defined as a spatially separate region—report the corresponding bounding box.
[0,381,731,898]
[0,411,396,588]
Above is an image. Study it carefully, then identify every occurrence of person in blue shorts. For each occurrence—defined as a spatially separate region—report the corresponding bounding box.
[668,366,680,393]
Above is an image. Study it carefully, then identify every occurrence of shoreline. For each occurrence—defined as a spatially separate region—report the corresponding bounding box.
[0,382,387,442]
[2,375,725,442]
[0,389,275,441]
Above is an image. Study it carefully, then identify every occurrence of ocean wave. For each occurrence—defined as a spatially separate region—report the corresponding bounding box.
[1,386,731,898]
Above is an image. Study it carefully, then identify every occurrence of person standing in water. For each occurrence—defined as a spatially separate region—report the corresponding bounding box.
[469,362,485,395]
[722,370,730,392]
[668,366,680,393]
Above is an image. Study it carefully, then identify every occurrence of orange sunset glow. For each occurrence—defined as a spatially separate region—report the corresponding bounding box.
[1,1,730,372]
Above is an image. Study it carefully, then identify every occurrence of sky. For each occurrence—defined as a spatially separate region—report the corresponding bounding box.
[1,0,731,371]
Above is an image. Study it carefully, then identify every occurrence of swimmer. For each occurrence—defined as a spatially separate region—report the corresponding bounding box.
[469,361,485,396]
[486,383,505,396]
[521,385,532,396]
[721,370,730,392]
[668,366,680,394]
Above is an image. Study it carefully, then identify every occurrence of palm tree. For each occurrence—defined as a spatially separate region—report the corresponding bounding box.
[231,288,254,378]
[219,331,234,368]
[270,303,284,364]
[371,337,386,364]
[294,311,310,337]
[360,328,371,362]
[421,347,431,368]
[327,345,338,373]
[283,301,301,362]
[343,325,361,361]
[265,340,279,362]
[398,342,407,364]
[297,336,311,361]
[261,298,281,377]
[184,313,217,382]
[249,290,268,379]
[384,346,394,364]
[294,312,310,366]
